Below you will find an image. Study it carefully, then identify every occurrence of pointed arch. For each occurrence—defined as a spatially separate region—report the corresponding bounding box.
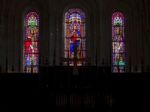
[64,8,86,66]
[23,11,39,73]
[112,12,126,73]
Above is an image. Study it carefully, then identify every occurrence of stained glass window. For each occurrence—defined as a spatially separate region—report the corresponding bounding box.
[24,12,39,73]
[112,12,126,73]
[64,8,86,66]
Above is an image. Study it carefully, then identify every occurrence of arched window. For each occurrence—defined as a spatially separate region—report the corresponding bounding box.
[23,11,39,73]
[64,8,86,66]
[112,12,126,73]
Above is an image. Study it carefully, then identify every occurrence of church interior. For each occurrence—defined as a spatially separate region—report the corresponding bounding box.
[0,0,150,111]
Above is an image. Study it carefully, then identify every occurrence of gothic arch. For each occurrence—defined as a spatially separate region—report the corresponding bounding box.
[23,11,40,73]
[112,11,126,73]
[63,8,87,66]
[58,1,99,66]
[14,0,49,72]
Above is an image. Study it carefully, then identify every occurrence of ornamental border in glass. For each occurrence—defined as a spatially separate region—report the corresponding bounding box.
[64,8,86,66]
[24,12,39,73]
[112,12,126,73]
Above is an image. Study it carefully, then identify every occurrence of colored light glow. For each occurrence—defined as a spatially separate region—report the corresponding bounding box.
[64,8,86,66]
[112,12,126,73]
[24,12,39,73]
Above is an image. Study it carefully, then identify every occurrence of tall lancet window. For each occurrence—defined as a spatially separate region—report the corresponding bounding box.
[23,12,39,73]
[64,8,86,66]
[112,12,126,73]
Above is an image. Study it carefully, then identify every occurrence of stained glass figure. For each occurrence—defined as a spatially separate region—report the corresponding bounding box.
[112,12,126,73]
[24,12,39,73]
[64,8,86,66]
